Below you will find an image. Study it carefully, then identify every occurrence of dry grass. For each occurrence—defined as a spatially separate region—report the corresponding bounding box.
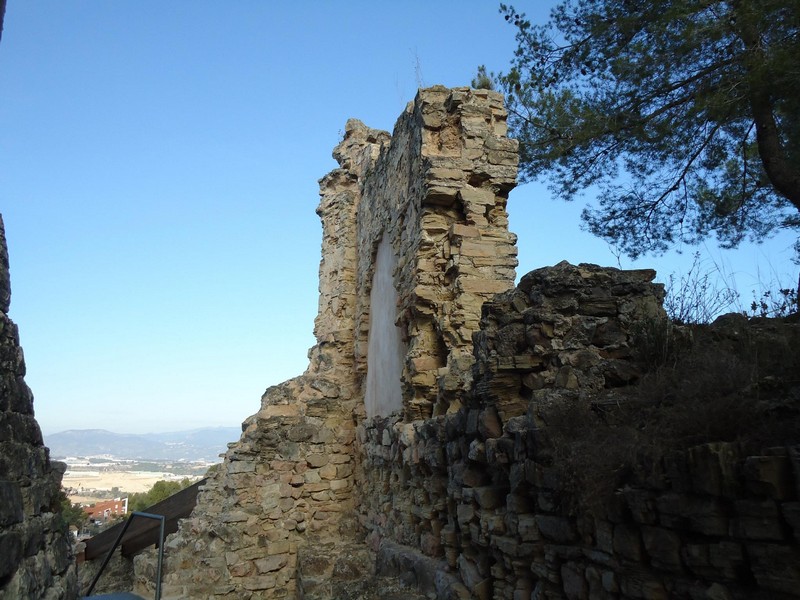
[62,470,189,498]
[538,316,800,515]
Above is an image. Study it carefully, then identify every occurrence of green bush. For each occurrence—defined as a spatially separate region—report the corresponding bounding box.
[56,489,88,532]
[127,478,194,513]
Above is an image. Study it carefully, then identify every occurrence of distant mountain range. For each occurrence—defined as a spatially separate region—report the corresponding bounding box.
[45,427,242,462]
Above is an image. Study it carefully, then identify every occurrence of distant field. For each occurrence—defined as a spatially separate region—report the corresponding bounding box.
[61,471,195,502]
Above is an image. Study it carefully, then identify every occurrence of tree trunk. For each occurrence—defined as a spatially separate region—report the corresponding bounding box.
[0,0,6,44]
[735,3,800,213]
[749,87,800,212]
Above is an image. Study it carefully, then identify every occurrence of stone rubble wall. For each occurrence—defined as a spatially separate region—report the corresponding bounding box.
[139,87,520,599]
[78,547,134,596]
[134,117,379,598]
[356,262,800,600]
[70,85,799,600]
[0,215,78,600]
[470,261,664,420]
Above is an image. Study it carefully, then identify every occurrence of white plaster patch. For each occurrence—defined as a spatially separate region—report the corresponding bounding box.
[364,237,405,418]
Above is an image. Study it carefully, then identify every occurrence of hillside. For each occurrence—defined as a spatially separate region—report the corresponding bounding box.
[45,426,241,462]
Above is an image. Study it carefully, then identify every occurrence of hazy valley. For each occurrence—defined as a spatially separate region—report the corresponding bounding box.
[45,427,239,502]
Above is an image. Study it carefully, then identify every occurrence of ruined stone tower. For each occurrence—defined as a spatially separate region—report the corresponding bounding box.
[141,86,800,600]
[4,84,798,600]
[144,86,519,598]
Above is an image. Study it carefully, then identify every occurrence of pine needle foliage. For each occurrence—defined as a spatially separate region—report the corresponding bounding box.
[498,0,800,258]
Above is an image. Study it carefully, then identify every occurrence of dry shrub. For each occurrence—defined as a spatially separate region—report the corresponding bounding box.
[538,400,638,514]
[540,316,800,515]
[663,252,739,324]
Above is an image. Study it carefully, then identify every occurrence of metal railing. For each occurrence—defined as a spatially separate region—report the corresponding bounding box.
[84,511,166,600]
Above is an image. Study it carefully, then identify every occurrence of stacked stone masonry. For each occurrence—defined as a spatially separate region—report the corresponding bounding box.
[357,262,800,600]
[0,215,78,600]
[138,87,519,599]
[111,86,798,599]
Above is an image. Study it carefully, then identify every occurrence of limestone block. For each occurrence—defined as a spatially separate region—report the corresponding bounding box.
[318,463,337,480]
[561,562,588,600]
[747,543,800,595]
[305,454,328,468]
[271,459,297,472]
[730,499,783,541]
[619,575,668,600]
[459,240,500,258]
[242,575,277,591]
[427,167,465,182]
[328,451,351,466]
[304,469,321,484]
[681,541,744,580]
[457,554,484,589]
[259,404,300,418]
[336,462,353,478]
[0,481,23,528]
[657,493,728,536]
[487,150,519,166]
[468,439,486,463]
[421,108,445,130]
[256,554,289,574]
[449,223,480,239]
[641,526,682,571]
[457,503,475,528]
[613,523,643,562]
[687,443,741,497]
[782,502,800,542]
[478,407,503,439]
[457,466,487,489]
[484,136,518,154]
[743,455,793,500]
[459,277,514,295]
[621,488,657,525]
[536,515,578,544]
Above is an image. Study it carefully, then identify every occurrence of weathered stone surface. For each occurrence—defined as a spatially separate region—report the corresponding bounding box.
[687,442,741,497]
[683,541,744,581]
[0,216,9,315]
[731,499,784,541]
[657,493,728,536]
[473,261,665,420]
[783,502,800,542]
[641,526,681,571]
[131,87,519,599]
[53,87,797,600]
[356,255,800,600]
[748,543,800,595]
[743,454,793,499]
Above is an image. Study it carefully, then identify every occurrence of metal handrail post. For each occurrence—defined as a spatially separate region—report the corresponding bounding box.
[84,511,167,599]
[155,514,166,600]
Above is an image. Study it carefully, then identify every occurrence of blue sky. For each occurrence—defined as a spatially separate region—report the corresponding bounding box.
[1,2,796,435]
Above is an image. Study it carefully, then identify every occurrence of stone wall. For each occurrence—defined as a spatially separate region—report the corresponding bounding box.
[356,262,800,600]
[140,87,519,599]
[128,87,799,600]
[0,215,78,600]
